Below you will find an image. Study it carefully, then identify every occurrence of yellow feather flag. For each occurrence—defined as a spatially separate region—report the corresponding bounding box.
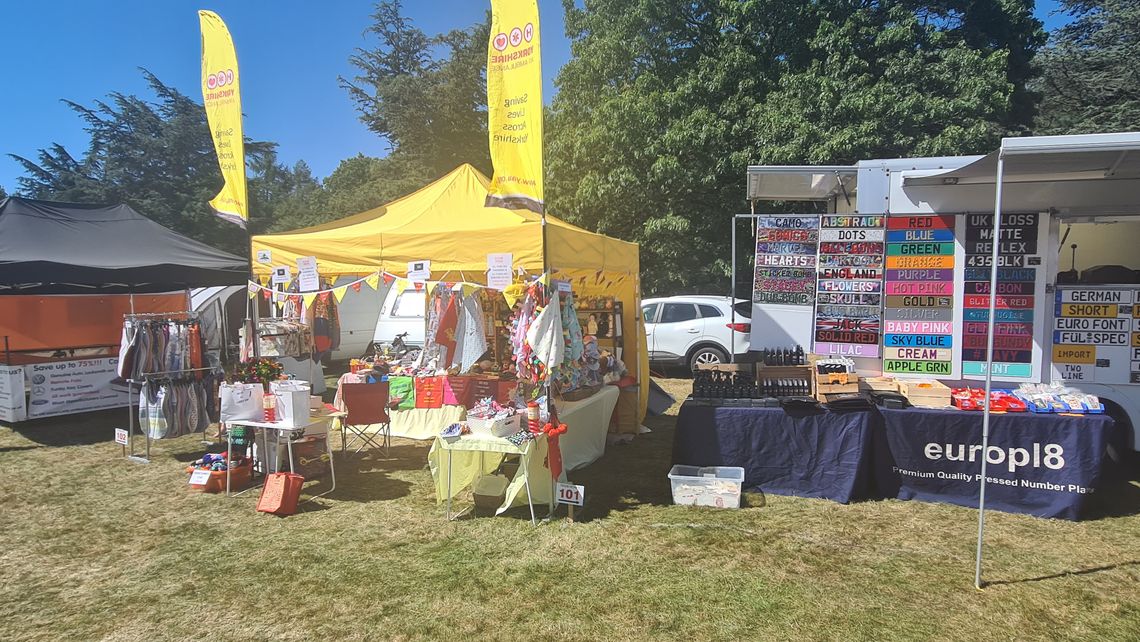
[365,273,380,290]
[199,11,248,227]
[485,0,543,213]
[332,285,348,303]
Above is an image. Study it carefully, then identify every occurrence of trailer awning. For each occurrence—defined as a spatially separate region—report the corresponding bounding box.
[746,165,857,201]
[899,132,1140,218]
[904,132,1140,186]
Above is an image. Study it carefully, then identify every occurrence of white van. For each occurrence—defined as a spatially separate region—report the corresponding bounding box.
[368,286,427,355]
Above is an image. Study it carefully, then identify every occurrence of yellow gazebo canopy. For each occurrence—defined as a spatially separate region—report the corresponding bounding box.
[250,163,648,424]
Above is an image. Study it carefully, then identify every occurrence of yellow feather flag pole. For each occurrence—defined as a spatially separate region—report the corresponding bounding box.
[199,10,248,229]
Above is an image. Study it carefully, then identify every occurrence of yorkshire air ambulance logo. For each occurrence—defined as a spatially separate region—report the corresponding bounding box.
[492,22,534,51]
[205,69,235,90]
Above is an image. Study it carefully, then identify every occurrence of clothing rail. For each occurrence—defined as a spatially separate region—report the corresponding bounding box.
[122,310,206,464]
[124,310,199,320]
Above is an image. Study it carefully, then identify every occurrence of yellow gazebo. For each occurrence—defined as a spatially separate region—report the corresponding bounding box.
[250,163,648,423]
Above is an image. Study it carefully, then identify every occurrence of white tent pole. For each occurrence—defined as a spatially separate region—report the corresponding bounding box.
[975,150,1006,590]
[731,216,737,362]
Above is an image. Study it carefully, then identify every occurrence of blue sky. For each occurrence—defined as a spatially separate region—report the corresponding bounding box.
[0,1,1072,192]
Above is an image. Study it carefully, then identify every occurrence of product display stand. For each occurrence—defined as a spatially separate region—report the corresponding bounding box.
[121,310,210,464]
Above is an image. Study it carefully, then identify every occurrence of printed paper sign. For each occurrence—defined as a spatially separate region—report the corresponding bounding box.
[271,266,292,285]
[256,249,272,264]
[407,260,431,283]
[487,253,514,290]
[296,256,320,292]
[556,482,585,506]
[189,469,213,485]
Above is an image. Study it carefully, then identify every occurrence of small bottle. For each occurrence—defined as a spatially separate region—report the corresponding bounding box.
[795,345,805,365]
[263,394,276,422]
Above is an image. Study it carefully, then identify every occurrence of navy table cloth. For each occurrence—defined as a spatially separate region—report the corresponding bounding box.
[672,400,1117,520]
[672,403,875,504]
[874,407,1116,521]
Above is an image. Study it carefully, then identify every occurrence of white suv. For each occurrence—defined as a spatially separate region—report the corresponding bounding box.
[642,296,751,371]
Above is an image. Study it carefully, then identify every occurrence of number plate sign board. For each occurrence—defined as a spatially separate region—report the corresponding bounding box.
[959,213,1048,381]
[883,215,959,377]
[813,215,885,357]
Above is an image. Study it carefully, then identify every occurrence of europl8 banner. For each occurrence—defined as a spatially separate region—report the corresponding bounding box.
[199,10,248,228]
[486,0,544,213]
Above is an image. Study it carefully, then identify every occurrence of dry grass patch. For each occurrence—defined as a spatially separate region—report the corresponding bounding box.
[0,378,1138,640]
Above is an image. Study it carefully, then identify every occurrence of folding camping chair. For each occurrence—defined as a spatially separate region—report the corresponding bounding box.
[341,382,391,456]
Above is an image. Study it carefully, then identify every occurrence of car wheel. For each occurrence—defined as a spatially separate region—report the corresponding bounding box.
[689,346,727,371]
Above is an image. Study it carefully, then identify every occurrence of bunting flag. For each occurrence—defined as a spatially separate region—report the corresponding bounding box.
[247,283,258,299]
[332,286,348,303]
[393,278,408,293]
[198,10,248,227]
[383,273,395,284]
[351,282,362,293]
[261,289,271,300]
[302,292,318,308]
[365,273,380,290]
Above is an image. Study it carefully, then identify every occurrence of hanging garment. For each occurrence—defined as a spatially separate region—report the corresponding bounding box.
[139,382,169,440]
[526,290,565,377]
[452,293,488,373]
[117,322,138,379]
[435,293,459,365]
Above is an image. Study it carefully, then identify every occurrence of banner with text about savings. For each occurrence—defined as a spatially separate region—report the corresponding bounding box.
[199,10,248,228]
[486,0,543,213]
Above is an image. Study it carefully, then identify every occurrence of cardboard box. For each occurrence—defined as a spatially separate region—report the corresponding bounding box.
[695,362,755,374]
[898,379,951,408]
[815,381,859,402]
[861,377,899,393]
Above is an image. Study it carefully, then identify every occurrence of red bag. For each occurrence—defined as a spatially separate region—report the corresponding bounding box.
[257,472,305,516]
[415,376,445,409]
[443,376,473,407]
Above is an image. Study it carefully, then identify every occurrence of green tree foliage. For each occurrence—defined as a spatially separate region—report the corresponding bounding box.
[548,0,1044,294]
[1034,0,1140,134]
[341,0,492,178]
[9,70,315,255]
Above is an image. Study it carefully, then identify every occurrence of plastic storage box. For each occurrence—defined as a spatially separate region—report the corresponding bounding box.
[667,465,745,508]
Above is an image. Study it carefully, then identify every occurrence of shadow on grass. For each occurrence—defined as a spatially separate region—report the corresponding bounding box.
[987,560,1140,587]
[566,412,680,523]
[4,407,125,446]
[1083,461,1140,519]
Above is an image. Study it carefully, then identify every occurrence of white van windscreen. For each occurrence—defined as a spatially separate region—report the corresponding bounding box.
[392,289,426,317]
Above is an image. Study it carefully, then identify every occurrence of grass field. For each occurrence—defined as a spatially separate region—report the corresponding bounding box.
[1,378,1138,641]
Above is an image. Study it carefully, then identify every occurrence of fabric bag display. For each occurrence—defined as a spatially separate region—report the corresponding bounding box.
[219,382,264,422]
[256,472,305,516]
[388,376,416,410]
[443,376,474,407]
[271,380,311,427]
[415,376,445,409]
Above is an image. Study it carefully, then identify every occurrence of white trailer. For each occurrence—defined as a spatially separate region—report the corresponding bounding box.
[745,132,1140,457]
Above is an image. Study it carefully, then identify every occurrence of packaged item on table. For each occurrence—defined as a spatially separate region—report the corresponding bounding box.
[271,380,312,427]
[219,382,264,422]
[415,376,445,409]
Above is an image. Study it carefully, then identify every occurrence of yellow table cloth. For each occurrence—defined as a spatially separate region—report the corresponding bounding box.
[428,432,558,517]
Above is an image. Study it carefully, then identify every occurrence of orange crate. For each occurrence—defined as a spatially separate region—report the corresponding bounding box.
[187,462,252,493]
